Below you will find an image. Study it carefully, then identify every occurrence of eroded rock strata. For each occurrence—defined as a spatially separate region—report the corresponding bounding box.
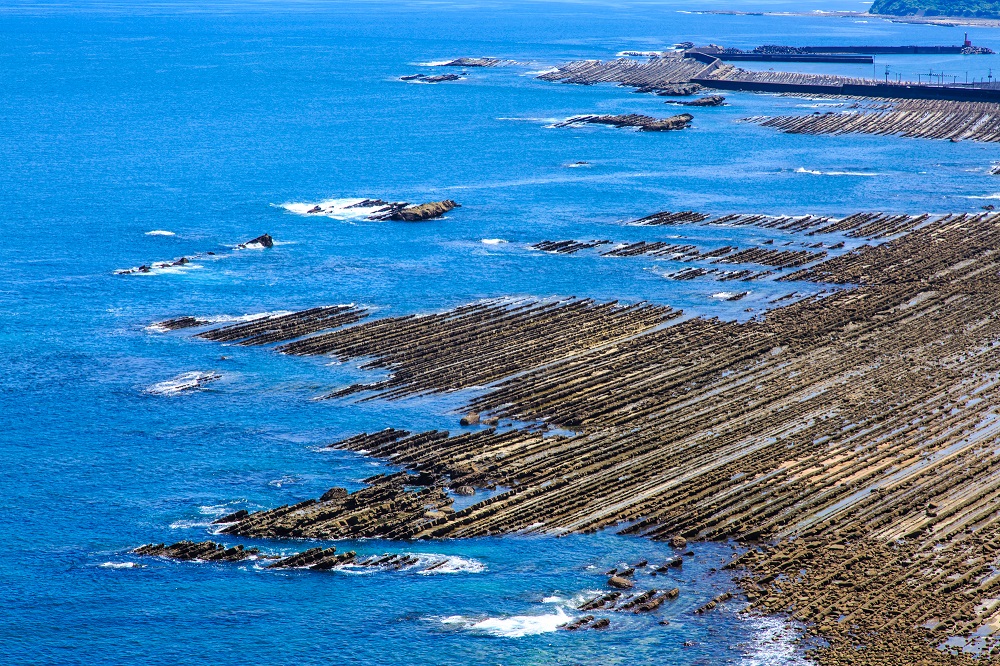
[554,113,693,131]
[172,210,1000,663]
[747,99,1000,143]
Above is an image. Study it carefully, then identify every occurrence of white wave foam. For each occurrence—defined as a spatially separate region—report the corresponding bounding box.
[169,519,214,529]
[496,117,560,123]
[713,291,741,299]
[523,67,558,76]
[100,561,142,569]
[279,198,401,221]
[146,371,221,396]
[145,230,176,236]
[481,238,507,245]
[738,615,810,666]
[418,60,456,66]
[967,193,1000,200]
[617,50,663,57]
[415,553,485,575]
[795,167,877,177]
[444,607,570,637]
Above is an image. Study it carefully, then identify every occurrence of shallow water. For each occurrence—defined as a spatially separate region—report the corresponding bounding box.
[2,1,998,663]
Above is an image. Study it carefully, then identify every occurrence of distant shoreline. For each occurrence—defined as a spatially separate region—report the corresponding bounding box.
[694,9,1000,28]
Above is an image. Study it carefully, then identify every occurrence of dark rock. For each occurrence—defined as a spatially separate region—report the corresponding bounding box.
[213,509,249,524]
[590,618,610,630]
[554,113,693,132]
[133,540,258,562]
[400,74,427,81]
[460,411,480,426]
[454,485,476,496]
[608,575,634,589]
[670,535,687,549]
[320,487,349,502]
[306,205,323,213]
[422,74,461,83]
[236,234,274,249]
[665,95,726,107]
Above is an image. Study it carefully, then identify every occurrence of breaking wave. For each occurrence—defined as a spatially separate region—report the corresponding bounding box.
[279,198,399,220]
[441,607,571,637]
[145,230,176,236]
[795,168,878,177]
[480,238,507,245]
[146,371,221,396]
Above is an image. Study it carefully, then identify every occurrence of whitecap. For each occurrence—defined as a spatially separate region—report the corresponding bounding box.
[713,292,739,299]
[966,193,1000,200]
[795,167,877,177]
[278,198,402,221]
[414,553,486,575]
[481,238,507,245]
[99,561,142,569]
[465,607,570,637]
[145,230,176,236]
[738,615,810,665]
[146,371,221,396]
[169,519,214,529]
[417,60,456,66]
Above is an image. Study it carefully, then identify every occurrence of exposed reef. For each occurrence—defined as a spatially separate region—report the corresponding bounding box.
[434,57,513,67]
[746,99,1000,143]
[134,541,258,562]
[155,208,1000,662]
[664,95,726,107]
[115,233,274,275]
[553,113,693,132]
[400,73,462,83]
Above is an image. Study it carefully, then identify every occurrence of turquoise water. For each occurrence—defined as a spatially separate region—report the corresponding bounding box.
[3,1,999,663]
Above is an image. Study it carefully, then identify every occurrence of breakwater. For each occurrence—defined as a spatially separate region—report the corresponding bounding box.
[538,53,1000,104]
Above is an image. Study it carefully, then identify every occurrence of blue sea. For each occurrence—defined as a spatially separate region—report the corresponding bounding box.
[3,1,999,663]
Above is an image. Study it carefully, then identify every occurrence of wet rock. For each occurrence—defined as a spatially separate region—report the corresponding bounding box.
[560,615,594,631]
[554,113,693,132]
[654,82,703,96]
[670,535,687,549]
[453,485,476,496]
[134,540,258,562]
[608,575,634,589]
[590,618,610,630]
[390,200,461,221]
[153,316,209,331]
[306,205,323,213]
[460,412,480,426]
[664,95,726,107]
[422,74,461,83]
[437,57,509,67]
[400,74,427,81]
[212,509,249,524]
[236,233,274,249]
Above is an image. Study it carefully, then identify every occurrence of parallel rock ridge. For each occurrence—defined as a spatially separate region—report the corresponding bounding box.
[747,99,1000,143]
[165,209,1000,663]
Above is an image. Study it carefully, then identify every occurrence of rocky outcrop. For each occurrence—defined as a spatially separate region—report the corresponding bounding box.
[216,472,455,540]
[554,113,693,132]
[152,316,209,331]
[133,541,258,562]
[369,200,460,221]
[235,233,274,249]
[664,95,726,106]
[436,57,511,67]
[399,73,462,83]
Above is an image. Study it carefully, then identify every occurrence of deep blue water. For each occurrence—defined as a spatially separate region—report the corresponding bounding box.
[3,1,1000,664]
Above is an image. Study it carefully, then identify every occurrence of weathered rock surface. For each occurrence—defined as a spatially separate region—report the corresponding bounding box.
[133,541,258,562]
[664,95,726,106]
[218,472,455,540]
[554,113,693,132]
[235,233,274,249]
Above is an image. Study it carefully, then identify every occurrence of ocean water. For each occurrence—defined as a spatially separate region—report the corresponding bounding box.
[2,1,999,663]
